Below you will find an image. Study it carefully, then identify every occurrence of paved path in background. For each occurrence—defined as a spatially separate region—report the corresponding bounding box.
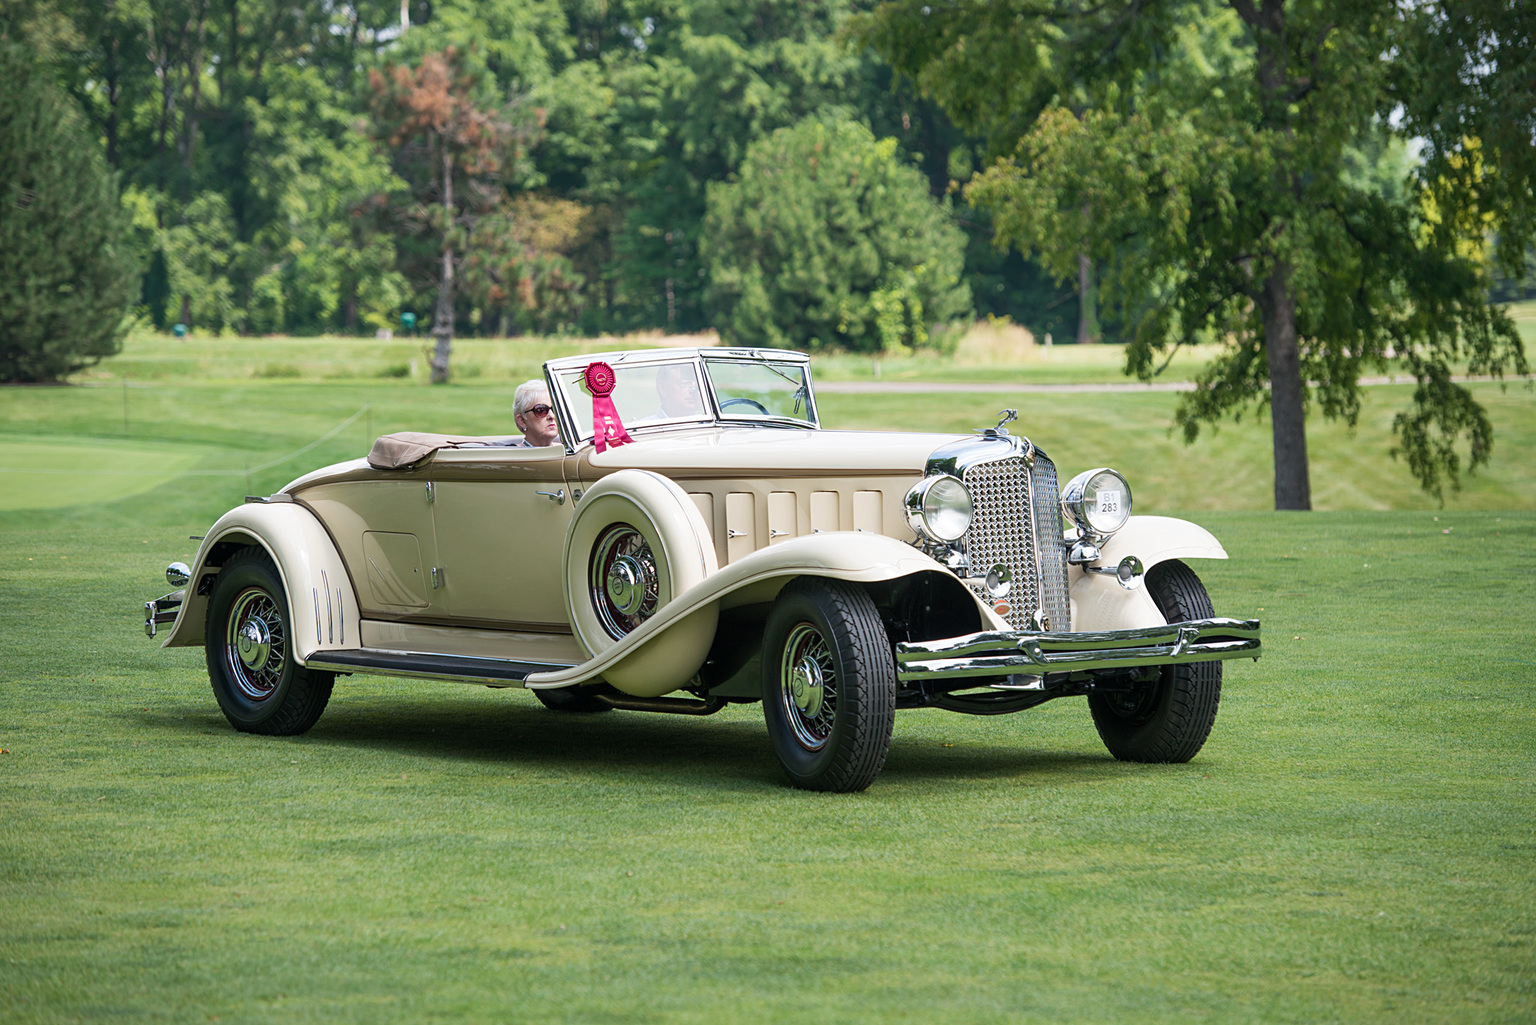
[815,375,1497,394]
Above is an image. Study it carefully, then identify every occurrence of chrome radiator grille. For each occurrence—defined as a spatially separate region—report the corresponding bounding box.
[962,453,1071,631]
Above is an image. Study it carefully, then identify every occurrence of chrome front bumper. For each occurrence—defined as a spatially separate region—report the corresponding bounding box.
[895,617,1261,682]
[143,591,184,638]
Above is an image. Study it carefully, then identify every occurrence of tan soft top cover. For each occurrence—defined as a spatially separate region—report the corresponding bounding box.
[367,432,524,470]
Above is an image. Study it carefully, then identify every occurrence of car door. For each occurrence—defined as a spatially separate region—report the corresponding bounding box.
[426,446,578,629]
[300,477,446,619]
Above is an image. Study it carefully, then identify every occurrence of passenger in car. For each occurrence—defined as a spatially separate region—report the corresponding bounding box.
[512,379,561,447]
[655,363,706,418]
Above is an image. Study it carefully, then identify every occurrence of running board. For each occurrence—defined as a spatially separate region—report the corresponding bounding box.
[303,649,574,686]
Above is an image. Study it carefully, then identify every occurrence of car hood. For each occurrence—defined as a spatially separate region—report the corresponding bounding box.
[276,427,964,494]
[577,427,963,479]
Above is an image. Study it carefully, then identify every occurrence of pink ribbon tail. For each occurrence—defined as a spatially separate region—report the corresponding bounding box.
[591,396,634,453]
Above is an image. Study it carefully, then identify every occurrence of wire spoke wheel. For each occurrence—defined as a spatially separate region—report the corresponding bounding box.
[761,578,895,792]
[205,548,333,736]
[778,622,838,751]
[223,587,287,701]
[588,524,661,639]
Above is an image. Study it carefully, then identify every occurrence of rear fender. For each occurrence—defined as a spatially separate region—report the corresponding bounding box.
[160,501,360,662]
[1069,515,1229,632]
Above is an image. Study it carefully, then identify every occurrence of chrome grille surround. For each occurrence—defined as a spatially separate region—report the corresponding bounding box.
[1029,456,1072,631]
[921,432,1072,633]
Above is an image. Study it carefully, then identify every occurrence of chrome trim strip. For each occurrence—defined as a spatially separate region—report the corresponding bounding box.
[894,618,1261,681]
[1023,452,1041,616]
[322,570,333,644]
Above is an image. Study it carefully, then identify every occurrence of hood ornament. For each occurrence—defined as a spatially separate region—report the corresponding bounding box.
[975,408,1017,437]
[974,409,1034,463]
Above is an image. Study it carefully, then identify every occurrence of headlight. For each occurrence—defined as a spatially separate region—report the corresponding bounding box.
[1061,468,1132,538]
[905,474,973,543]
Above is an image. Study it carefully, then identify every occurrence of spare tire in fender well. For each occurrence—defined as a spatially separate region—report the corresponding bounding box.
[563,468,719,692]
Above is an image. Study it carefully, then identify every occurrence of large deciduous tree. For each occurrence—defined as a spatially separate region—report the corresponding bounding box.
[369,47,533,383]
[0,38,138,382]
[702,117,971,353]
[858,0,1533,507]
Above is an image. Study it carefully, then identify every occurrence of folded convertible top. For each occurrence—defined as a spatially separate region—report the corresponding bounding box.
[366,432,524,470]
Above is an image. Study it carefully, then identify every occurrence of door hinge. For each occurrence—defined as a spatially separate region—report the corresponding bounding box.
[431,566,444,589]
[425,481,435,503]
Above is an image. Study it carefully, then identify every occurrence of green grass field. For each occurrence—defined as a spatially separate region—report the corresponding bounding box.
[2,327,1534,1022]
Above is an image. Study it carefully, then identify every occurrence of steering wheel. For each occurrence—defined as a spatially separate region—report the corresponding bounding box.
[720,397,770,415]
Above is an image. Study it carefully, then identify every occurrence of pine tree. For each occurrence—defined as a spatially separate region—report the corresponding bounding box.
[0,40,138,383]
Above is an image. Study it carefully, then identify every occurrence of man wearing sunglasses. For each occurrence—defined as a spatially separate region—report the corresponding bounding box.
[512,379,561,447]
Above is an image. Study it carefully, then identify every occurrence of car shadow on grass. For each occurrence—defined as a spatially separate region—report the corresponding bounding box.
[140,692,1130,790]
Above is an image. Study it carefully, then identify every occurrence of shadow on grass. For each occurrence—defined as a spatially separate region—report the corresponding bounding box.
[136,692,1122,789]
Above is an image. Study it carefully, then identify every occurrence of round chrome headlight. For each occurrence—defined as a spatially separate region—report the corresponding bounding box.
[904,474,973,543]
[1061,468,1132,538]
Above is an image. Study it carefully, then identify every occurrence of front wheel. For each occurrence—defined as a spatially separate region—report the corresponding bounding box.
[205,547,333,735]
[1089,559,1220,762]
[761,578,896,792]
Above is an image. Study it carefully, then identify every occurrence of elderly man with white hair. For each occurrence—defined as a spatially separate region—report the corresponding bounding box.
[512,378,560,447]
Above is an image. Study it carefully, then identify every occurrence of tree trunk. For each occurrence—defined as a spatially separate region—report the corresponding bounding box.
[1076,249,1096,344]
[1259,260,1311,510]
[1237,0,1313,509]
[152,38,175,193]
[104,38,121,167]
[184,2,208,176]
[430,145,454,384]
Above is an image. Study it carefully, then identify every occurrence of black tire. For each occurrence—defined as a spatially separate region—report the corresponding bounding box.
[205,547,333,735]
[1089,559,1220,763]
[533,687,612,714]
[761,578,896,792]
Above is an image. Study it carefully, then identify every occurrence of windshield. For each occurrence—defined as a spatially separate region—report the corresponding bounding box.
[549,352,815,443]
[704,357,814,423]
[550,360,710,440]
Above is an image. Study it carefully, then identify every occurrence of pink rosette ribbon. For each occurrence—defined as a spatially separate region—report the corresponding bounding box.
[584,361,633,453]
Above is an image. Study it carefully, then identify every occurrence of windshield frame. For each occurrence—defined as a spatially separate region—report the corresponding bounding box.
[542,347,818,454]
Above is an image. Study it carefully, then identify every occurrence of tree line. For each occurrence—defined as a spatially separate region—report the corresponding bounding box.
[1,0,1060,352]
[1,0,1531,507]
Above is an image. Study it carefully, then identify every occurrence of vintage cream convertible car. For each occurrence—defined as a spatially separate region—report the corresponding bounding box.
[143,347,1260,791]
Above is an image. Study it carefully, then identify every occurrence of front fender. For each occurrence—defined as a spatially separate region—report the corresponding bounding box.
[1069,515,1229,632]
[529,531,987,697]
[159,501,360,663]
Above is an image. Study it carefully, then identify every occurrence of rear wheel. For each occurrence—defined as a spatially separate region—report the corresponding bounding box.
[761,578,896,792]
[205,548,333,735]
[1089,559,1220,762]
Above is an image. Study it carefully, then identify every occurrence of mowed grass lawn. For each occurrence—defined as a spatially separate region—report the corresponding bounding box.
[2,341,1534,1022]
